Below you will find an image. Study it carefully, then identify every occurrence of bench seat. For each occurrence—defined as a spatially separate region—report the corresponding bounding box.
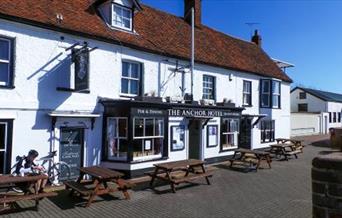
[171,172,213,185]
[0,192,57,204]
[64,181,93,196]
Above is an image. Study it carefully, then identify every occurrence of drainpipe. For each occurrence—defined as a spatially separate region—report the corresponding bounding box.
[191,7,195,98]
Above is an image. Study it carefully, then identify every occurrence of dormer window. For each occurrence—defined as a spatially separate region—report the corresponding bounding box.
[112,4,132,31]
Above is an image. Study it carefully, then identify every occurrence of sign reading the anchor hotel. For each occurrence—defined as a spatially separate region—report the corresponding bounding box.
[168,108,240,118]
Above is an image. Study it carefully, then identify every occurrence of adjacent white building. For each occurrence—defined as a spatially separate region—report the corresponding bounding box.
[291,87,342,136]
[0,0,292,177]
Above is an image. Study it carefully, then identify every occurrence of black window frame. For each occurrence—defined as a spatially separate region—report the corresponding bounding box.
[120,60,143,97]
[170,125,186,151]
[202,75,216,101]
[242,80,252,106]
[260,79,281,109]
[298,103,308,112]
[0,119,13,174]
[339,112,341,123]
[0,36,15,89]
[260,120,275,143]
[299,92,306,99]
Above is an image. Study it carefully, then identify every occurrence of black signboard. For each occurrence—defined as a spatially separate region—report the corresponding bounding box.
[168,108,240,118]
[131,108,167,117]
[72,47,89,92]
[59,128,83,181]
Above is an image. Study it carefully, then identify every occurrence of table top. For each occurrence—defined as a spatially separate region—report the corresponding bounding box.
[270,143,294,148]
[0,174,48,185]
[235,148,270,155]
[80,166,124,180]
[276,138,302,143]
[154,159,204,170]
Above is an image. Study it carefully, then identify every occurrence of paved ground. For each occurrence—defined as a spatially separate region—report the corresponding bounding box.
[1,135,332,218]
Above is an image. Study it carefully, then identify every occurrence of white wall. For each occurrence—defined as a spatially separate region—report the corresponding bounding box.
[290,89,326,113]
[291,113,321,136]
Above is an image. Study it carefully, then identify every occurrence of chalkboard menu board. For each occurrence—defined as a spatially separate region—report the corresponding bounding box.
[59,128,83,181]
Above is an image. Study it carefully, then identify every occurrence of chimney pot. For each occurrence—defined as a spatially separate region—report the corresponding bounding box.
[184,0,201,27]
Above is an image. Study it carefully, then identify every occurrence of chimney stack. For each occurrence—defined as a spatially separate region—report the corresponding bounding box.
[251,30,262,47]
[184,0,201,27]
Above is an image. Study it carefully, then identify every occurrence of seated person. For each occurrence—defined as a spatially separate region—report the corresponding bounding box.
[16,149,47,193]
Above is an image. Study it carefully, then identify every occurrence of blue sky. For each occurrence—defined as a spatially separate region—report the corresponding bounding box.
[141,0,342,93]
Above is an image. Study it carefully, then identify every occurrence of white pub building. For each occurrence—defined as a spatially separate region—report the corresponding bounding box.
[0,0,292,177]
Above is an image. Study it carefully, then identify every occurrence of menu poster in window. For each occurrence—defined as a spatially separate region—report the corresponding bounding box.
[171,126,185,151]
[144,140,152,151]
[207,125,218,147]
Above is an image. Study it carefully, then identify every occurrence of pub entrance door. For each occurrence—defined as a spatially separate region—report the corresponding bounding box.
[188,120,202,160]
[239,118,252,149]
[59,127,84,181]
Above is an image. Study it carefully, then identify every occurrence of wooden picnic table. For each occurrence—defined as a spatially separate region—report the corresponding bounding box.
[276,138,304,152]
[64,166,132,207]
[270,143,301,161]
[147,159,213,193]
[0,174,57,212]
[229,148,272,171]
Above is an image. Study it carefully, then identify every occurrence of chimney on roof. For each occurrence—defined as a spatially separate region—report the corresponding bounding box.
[251,29,262,47]
[184,0,201,27]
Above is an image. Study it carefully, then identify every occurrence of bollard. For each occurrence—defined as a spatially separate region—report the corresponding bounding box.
[312,152,342,218]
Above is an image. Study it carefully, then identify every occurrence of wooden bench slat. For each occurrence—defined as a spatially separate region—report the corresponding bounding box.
[172,172,213,184]
[0,192,57,204]
[64,181,93,196]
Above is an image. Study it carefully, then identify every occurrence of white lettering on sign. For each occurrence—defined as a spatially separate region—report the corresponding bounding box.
[168,109,240,118]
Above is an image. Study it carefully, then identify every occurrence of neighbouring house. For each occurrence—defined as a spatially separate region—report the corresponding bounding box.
[0,0,292,178]
[290,87,342,136]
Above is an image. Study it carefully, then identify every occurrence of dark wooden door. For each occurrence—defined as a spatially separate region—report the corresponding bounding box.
[188,121,201,159]
[239,118,252,149]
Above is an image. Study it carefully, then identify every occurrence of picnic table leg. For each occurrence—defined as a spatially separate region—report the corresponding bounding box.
[200,165,211,185]
[266,155,272,169]
[69,172,84,196]
[149,167,159,188]
[165,170,176,193]
[116,178,130,200]
[86,179,100,208]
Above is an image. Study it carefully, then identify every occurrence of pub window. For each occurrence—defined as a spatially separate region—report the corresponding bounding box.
[171,125,185,151]
[272,81,281,108]
[299,92,306,99]
[0,37,14,88]
[221,118,239,151]
[0,120,12,174]
[298,103,308,112]
[202,75,215,100]
[107,117,128,161]
[260,80,281,108]
[121,61,142,96]
[112,4,133,31]
[133,118,164,161]
[261,80,271,107]
[329,112,332,123]
[260,120,275,143]
[207,125,218,147]
[242,80,252,106]
[333,112,337,123]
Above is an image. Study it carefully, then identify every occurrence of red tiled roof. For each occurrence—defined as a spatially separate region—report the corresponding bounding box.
[0,0,292,82]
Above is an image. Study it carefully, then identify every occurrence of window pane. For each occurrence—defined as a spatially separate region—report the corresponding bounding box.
[154,138,163,155]
[130,80,139,95]
[134,118,144,137]
[123,19,130,28]
[132,139,143,157]
[118,119,127,137]
[114,6,122,16]
[108,118,117,138]
[130,63,139,78]
[122,62,129,77]
[262,81,270,93]
[121,78,129,93]
[123,9,131,18]
[262,94,270,106]
[0,124,5,150]
[145,119,154,137]
[272,95,279,108]
[0,63,9,84]
[155,119,164,136]
[272,81,280,94]
[0,39,9,60]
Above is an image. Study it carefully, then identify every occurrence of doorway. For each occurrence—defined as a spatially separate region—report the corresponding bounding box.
[239,118,252,149]
[188,120,202,160]
[59,127,84,180]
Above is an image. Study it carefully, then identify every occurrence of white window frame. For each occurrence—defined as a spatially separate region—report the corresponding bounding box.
[272,81,281,108]
[261,80,271,107]
[243,80,252,106]
[112,4,133,31]
[221,118,239,150]
[0,38,11,86]
[202,75,215,100]
[0,122,8,173]
[133,117,164,161]
[121,61,141,96]
[107,117,128,161]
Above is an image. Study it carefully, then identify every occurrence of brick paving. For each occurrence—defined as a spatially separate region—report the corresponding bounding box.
[1,135,332,218]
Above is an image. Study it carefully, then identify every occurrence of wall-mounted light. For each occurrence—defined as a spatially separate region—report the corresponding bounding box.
[229,73,233,81]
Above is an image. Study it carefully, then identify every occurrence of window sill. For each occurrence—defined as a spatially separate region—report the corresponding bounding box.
[0,85,15,90]
[242,104,253,108]
[219,147,238,153]
[260,141,275,144]
[120,93,139,98]
[56,87,90,94]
